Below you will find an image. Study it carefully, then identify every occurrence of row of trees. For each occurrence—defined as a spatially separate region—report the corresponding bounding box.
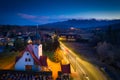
[42,34,59,52]
[93,25,120,46]
[4,38,27,52]
[13,36,60,52]
[96,42,114,63]
[94,24,120,68]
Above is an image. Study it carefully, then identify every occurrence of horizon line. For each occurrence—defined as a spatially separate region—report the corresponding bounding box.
[0,18,120,26]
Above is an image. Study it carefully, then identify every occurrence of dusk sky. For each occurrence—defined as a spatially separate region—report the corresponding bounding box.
[0,0,120,25]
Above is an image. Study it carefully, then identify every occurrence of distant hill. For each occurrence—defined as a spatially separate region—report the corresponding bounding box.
[40,19,120,29]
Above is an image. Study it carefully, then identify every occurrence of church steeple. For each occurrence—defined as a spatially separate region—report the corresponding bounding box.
[33,24,41,44]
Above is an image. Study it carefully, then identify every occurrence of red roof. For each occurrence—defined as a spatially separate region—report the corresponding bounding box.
[61,64,71,74]
[39,56,48,66]
[15,44,48,66]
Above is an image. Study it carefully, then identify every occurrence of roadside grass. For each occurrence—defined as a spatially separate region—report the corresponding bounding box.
[61,41,87,60]
[0,51,19,69]
[43,51,56,62]
[61,41,110,80]
[0,50,57,69]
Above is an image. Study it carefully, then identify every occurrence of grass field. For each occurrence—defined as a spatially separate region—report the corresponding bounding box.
[43,51,56,62]
[0,49,56,69]
[0,51,19,69]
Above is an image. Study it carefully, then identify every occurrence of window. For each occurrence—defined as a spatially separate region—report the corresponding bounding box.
[25,58,31,62]
[25,58,27,62]
[27,53,29,55]
[28,58,31,62]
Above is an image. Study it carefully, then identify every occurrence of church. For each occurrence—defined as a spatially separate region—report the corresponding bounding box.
[15,32,48,71]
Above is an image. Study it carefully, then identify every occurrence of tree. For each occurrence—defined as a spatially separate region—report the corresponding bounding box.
[106,26,119,45]
[54,48,63,62]
[14,38,27,51]
[53,36,60,51]
[42,39,53,51]
[97,42,106,61]
[96,41,113,62]
[42,33,59,52]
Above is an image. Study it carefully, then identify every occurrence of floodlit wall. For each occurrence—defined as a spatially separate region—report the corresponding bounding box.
[15,51,34,70]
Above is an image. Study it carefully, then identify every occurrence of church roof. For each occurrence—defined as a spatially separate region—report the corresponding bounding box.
[35,32,41,40]
[15,44,47,66]
[29,32,41,41]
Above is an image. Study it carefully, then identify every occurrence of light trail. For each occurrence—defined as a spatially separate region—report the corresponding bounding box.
[59,41,107,80]
[60,41,90,80]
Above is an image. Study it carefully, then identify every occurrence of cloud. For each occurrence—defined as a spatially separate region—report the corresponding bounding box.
[17,13,37,19]
[17,13,70,24]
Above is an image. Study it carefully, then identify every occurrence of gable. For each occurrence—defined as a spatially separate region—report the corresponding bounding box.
[23,51,33,59]
[17,51,34,63]
[15,44,43,66]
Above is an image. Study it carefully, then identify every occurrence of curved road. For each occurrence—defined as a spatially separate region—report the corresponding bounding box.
[60,41,108,80]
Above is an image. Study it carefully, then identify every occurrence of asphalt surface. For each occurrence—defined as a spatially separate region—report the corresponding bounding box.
[60,41,108,80]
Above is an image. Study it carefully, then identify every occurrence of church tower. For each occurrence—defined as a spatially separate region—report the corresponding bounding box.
[33,25,42,59]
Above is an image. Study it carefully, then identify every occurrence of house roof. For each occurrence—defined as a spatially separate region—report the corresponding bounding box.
[26,44,42,65]
[39,56,48,66]
[15,44,47,66]
[61,64,71,74]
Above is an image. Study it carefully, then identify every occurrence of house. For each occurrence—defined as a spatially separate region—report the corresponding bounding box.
[59,33,77,41]
[15,44,44,71]
[15,32,47,71]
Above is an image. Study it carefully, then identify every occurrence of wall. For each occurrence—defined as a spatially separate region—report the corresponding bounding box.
[15,51,34,70]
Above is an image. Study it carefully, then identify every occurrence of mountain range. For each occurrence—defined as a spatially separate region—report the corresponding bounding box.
[39,19,120,29]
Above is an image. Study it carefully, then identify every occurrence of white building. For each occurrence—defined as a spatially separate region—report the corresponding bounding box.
[15,30,48,71]
[15,44,45,71]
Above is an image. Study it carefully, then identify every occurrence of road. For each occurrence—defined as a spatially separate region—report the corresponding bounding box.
[60,41,108,80]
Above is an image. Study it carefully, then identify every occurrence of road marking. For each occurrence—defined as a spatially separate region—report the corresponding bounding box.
[60,42,90,80]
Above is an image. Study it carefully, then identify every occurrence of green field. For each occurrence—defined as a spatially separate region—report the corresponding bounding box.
[0,51,19,69]
[43,51,56,62]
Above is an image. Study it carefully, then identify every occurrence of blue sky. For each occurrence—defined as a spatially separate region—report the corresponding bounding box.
[0,0,120,25]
